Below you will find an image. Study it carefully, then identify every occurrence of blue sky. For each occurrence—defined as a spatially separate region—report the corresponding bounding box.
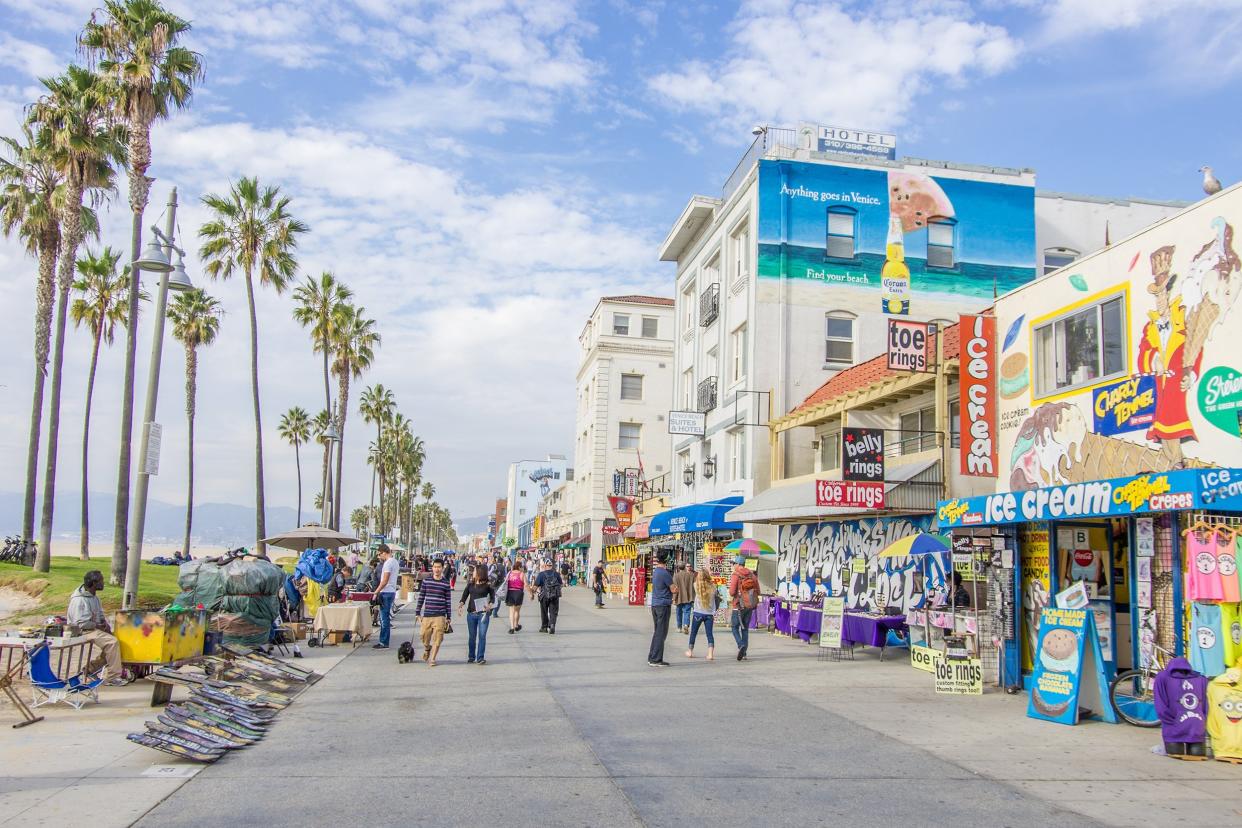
[0,0,1239,530]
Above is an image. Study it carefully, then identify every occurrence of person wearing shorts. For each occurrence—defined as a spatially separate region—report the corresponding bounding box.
[415,559,453,666]
[505,561,526,634]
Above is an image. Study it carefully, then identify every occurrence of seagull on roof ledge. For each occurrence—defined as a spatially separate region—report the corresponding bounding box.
[1200,165,1223,195]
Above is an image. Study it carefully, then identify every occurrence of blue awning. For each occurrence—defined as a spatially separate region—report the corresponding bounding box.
[649,497,744,537]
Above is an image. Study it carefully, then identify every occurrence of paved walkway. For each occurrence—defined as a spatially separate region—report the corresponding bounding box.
[10,586,1242,826]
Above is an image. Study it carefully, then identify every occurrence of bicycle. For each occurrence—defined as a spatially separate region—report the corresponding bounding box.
[1109,643,1175,727]
[0,536,36,565]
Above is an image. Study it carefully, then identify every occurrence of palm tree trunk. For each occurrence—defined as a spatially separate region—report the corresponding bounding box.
[320,349,331,525]
[319,441,330,523]
[294,441,303,527]
[24,242,58,545]
[79,323,104,560]
[334,371,350,530]
[183,345,197,559]
[113,123,154,586]
[243,269,267,554]
[368,421,379,538]
[36,182,86,573]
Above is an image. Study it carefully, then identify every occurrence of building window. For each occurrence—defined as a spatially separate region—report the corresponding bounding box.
[728,429,747,480]
[819,430,841,471]
[519,508,526,515]
[730,324,747,384]
[927,218,956,268]
[730,223,750,283]
[642,316,658,338]
[682,368,694,409]
[826,207,857,259]
[949,400,960,448]
[1033,294,1126,396]
[519,490,527,497]
[825,312,855,364]
[620,373,643,401]
[1044,247,1079,276]
[899,406,936,454]
[681,284,695,333]
[613,313,630,335]
[619,422,641,450]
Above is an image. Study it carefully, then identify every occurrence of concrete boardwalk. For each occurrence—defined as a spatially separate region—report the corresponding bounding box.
[15,586,1240,827]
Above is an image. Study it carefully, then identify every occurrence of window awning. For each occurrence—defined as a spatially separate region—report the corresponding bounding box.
[649,497,744,537]
[624,520,650,540]
[560,534,591,549]
[725,460,941,525]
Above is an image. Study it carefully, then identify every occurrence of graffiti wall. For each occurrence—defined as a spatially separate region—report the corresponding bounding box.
[757,159,1036,305]
[994,188,1242,484]
[776,516,940,612]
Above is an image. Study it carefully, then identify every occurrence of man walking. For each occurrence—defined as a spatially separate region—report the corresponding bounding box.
[415,558,453,666]
[648,553,673,666]
[591,560,606,608]
[672,562,694,634]
[371,545,400,650]
[728,555,760,660]
[534,560,563,634]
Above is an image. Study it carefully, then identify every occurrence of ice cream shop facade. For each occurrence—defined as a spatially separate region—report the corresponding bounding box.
[937,183,1242,688]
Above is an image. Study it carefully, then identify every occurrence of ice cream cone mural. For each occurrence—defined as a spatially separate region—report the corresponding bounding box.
[993,199,1242,486]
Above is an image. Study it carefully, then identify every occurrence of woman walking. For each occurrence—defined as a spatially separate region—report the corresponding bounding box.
[458,564,496,665]
[686,568,718,661]
[505,560,526,634]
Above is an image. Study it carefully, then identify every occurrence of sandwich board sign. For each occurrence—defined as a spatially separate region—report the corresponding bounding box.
[1026,607,1116,725]
[819,596,845,649]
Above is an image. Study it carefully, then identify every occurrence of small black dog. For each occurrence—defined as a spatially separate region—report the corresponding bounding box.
[397,641,415,663]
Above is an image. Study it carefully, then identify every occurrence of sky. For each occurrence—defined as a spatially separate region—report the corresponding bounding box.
[1,0,1240,531]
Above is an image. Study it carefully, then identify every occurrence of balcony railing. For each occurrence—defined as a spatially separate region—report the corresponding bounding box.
[638,471,671,501]
[697,376,718,413]
[699,283,719,328]
[721,126,799,204]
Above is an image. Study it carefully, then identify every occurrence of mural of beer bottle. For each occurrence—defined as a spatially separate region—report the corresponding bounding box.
[881,214,911,315]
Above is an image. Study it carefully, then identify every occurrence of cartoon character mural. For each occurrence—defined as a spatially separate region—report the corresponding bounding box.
[777,517,939,612]
[993,203,1242,486]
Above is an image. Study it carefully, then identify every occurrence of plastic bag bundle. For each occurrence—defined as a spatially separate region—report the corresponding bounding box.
[295,548,333,584]
[175,560,227,611]
[178,557,285,647]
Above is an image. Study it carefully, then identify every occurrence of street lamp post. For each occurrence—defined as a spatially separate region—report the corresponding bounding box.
[124,188,194,610]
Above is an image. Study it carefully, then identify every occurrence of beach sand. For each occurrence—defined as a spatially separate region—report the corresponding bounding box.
[48,539,230,561]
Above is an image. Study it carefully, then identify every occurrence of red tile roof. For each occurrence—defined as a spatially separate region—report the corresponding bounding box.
[789,322,961,416]
[603,295,675,306]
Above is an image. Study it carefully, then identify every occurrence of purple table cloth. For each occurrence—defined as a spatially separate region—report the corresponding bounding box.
[750,596,775,629]
[794,606,822,642]
[773,602,793,635]
[840,613,907,648]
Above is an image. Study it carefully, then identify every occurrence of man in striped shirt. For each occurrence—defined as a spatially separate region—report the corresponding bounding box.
[416,559,453,666]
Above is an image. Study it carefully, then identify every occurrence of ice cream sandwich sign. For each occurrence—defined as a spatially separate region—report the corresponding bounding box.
[1026,607,1116,726]
[960,314,998,478]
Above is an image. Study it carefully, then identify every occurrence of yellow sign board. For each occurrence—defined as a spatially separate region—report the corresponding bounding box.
[932,654,983,695]
[910,643,938,673]
[850,557,865,574]
[604,543,639,562]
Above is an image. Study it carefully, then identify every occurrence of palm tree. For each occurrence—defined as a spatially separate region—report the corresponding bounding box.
[166,288,221,560]
[420,481,435,555]
[81,0,202,586]
[358,384,394,538]
[0,125,63,548]
[29,65,125,573]
[329,304,379,530]
[292,271,352,522]
[349,506,370,538]
[311,408,332,523]
[377,411,407,534]
[199,177,308,554]
[70,247,138,560]
[278,407,311,527]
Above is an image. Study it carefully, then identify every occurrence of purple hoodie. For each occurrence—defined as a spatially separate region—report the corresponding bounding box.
[1153,657,1208,743]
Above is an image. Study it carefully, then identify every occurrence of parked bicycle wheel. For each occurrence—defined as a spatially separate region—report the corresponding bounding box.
[1109,669,1160,727]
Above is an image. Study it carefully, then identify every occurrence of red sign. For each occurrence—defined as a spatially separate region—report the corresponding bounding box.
[960,314,998,478]
[887,319,932,372]
[607,495,635,529]
[602,522,622,536]
[627,567,646,606]
[815,479,886,510]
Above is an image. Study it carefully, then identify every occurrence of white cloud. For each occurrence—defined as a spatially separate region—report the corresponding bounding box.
[647,0,1019,134]
[0,33,65,79]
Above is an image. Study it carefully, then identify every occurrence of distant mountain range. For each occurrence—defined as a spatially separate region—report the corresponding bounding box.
[0,491,301,546]
[454,514,492,536]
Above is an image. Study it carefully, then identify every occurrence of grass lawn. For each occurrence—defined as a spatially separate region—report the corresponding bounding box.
[0,558,182,626]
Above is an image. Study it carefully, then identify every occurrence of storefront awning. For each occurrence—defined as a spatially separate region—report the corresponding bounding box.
[624,520,650,540]
[726,460,941,525]
[560,534,591,549]
[936,468,1242,528]
[649,497,743,537]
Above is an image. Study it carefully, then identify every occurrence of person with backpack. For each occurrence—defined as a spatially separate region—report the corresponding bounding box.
[534,559,563,634]
[685,567,720,661]
[647,553,674,667]
[728,555,760,661]
[591,560,606,608]
[505,561,526,634]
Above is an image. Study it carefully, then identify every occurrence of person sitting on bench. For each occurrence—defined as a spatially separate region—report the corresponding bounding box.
[66,570,127,686]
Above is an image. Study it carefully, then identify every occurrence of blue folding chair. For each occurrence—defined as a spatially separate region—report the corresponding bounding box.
[27,640,103,710]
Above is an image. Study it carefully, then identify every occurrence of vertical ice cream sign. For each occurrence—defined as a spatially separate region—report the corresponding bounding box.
[960,314,998,477]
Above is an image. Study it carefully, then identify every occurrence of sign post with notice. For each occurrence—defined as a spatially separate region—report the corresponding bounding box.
[819,596,845,648]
